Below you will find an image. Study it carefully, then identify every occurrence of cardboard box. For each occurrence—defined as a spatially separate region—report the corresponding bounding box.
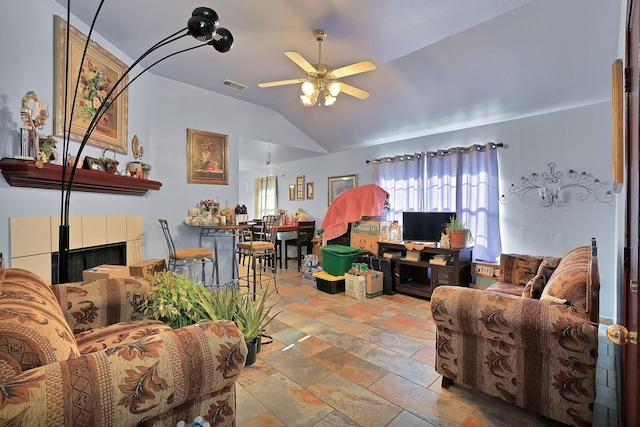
[361,270,384,297]
[350,219,391,254]
[345,273,366,300]
[129,258,167,278]
[82,264,129,281]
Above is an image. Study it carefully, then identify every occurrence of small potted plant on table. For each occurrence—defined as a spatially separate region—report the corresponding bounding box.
[445,216,472,249]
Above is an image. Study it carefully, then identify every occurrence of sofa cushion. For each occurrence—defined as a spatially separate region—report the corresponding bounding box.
[485,281,524,296]
[0,268,80,381]
[522,256,562,299]
[499,253,544,285]
[541,246,589,310]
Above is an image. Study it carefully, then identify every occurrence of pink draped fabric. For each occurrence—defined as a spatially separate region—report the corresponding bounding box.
[321,184,389,241]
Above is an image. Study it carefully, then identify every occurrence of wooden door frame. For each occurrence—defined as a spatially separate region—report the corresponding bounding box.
[623,1,639,425]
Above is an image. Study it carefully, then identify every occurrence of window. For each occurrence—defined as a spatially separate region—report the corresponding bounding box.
[254,176,278,219]
[371,143,502,261]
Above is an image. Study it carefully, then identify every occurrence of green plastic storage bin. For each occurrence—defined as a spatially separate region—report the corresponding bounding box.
[321,245,360,276]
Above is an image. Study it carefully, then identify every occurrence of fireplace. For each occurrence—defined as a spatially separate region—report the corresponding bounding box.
[51,242,126,284]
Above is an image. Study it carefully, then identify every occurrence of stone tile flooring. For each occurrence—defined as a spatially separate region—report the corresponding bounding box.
[236,266,618,426]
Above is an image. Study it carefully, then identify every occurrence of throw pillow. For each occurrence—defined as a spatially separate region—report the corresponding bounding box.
[541,246,589,310]
[499,253,544,286]
[521,256,562,299]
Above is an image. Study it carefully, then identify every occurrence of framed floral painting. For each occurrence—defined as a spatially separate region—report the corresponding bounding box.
[186,128,229,185]
[53,16,129,154]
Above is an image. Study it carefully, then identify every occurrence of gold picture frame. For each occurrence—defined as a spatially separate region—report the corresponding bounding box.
[289,184,296,201]
[306,182,314,200]
[186,128,229,185]
[53,16,129,154]
[328,174,357,205]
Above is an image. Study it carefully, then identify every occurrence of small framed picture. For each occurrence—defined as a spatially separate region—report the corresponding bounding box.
[289,184,295,201]
[306,182,314,200]
[297,189,304,200]
[84,156,107,172]
[296,175,305,186]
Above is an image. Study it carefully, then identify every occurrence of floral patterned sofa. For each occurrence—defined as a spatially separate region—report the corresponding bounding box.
[431,239,600,426]
[0,268,247,426]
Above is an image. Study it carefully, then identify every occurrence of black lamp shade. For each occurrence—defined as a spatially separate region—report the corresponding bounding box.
[188,16,215,41]
[192,7,219,28]
[209,28,233,53]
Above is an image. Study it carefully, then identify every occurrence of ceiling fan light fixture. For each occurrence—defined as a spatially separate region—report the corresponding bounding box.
[301,80,315,96]
[328,81,341,97]
[300,94,313,106]
[324,93,336,106]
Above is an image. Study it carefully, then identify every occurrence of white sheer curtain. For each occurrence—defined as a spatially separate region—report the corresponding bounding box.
[254,176,277,219]
[426,150,458,213]
[372,143,502,262]
[371,154,425,222]
[457,145,501,262]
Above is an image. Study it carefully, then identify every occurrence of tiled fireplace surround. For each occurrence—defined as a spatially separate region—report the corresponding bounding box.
[9,215,144,284]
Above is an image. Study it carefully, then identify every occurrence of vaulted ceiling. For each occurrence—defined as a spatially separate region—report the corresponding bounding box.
[54,0,622,170]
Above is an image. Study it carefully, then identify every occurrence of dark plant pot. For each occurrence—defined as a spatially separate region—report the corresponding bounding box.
[245,337,259,366]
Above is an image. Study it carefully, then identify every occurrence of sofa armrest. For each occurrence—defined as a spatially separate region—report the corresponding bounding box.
[431,286,598,365]
[0,320,247,426]
[52,276,151,334]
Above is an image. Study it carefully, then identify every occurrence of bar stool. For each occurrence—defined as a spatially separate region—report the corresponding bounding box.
[236,215,279,296]
[158,219,215,286]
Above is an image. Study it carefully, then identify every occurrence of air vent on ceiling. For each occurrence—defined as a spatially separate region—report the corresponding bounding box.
[220,79,247,91]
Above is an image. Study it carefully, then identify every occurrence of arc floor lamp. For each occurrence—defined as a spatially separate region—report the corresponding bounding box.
[57,1,233,283]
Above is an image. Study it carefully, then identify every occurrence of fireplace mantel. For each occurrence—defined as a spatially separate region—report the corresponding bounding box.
[0,158,161,196]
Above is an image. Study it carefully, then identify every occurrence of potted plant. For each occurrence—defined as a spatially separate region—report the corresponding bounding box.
[139,271,218,328]
[140,272,279,365]
[233,288,280,364]
[141,162,151,179]
[101,157,120,174]
[445,215,472,249]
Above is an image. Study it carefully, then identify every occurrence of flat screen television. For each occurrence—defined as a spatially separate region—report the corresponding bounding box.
[402,211,455,243]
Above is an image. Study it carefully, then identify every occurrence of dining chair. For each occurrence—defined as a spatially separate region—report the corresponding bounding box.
[284,220,316,271]
[236,215,279,296]
[158,219,215,286]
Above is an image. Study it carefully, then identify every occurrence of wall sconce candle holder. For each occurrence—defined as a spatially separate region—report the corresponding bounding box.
[500,162,614,208]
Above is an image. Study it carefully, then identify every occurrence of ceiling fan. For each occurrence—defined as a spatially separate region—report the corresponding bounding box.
[258,30,376,106]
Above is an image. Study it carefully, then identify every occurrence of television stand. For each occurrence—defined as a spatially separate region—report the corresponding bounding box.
[378,241,472,299]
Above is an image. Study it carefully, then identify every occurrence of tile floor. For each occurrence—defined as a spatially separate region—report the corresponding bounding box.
[236,265,618,427]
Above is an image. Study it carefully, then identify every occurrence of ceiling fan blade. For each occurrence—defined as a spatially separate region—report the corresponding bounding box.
[339,83,370,100]
[258,78,305,88]
[284,52,317,74]
[332,60,376,79]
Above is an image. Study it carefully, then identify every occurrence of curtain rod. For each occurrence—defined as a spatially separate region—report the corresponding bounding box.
[365,142,503,164]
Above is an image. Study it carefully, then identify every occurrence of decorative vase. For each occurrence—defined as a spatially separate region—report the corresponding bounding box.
[245,337,259,366]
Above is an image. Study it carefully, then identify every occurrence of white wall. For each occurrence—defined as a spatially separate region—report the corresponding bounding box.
[240,102,619,320]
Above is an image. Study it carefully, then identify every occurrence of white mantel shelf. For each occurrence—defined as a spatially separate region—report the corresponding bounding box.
[0,158,161,196]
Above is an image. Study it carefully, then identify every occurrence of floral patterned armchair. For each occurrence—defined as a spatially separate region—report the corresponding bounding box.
[431,240,600,426]
[0,268,247,426]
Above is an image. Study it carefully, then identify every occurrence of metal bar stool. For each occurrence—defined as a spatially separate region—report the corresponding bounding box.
[236,215,279,297]
[158,219,215,286]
